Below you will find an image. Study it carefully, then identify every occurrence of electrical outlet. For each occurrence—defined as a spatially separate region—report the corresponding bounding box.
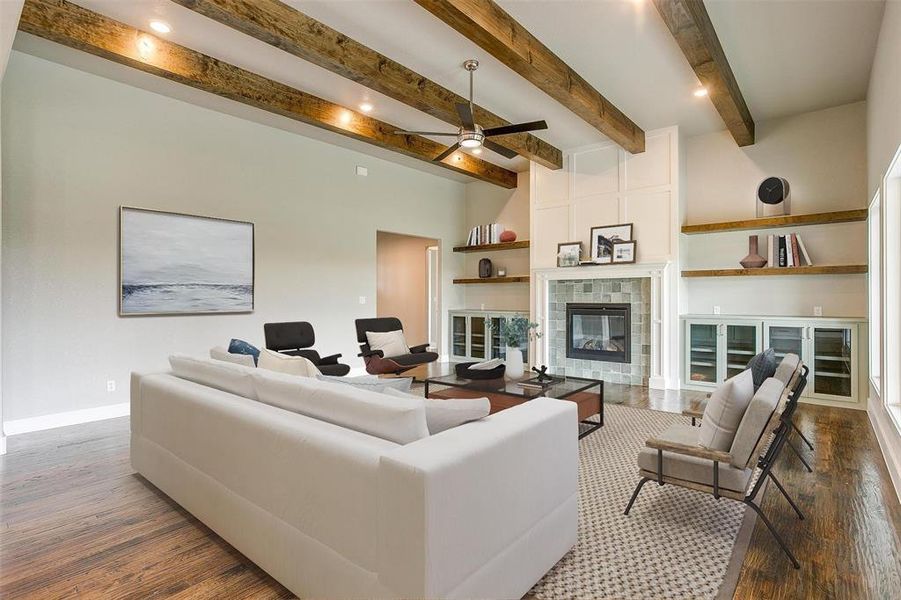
[355,166,368,176]
[106,380,116,393]
[359,296,366,305]
[713,306,721,315]
[814,306,823,317]
[480,303,485,310]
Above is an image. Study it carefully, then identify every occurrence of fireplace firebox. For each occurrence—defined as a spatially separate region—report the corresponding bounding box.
[566,303,631,363]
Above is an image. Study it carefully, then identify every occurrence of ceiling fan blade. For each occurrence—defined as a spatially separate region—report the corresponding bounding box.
[483,120,548,137]
[395,130,459,136]
[434,143,461,162]
[482,139,519,160]
[456,102,475,129]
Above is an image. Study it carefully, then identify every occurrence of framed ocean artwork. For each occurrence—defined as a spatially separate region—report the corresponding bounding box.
[119,207,254,316]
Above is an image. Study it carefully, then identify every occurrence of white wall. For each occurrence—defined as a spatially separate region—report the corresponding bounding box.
[461,172,530,312]
[866,1,901,500]
[1,51,468,423]
[682,101,868,317]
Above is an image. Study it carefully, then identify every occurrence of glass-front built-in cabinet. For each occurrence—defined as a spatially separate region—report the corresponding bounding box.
[449,310,529,363]
[686,319,762,386]
[685,316,864,405]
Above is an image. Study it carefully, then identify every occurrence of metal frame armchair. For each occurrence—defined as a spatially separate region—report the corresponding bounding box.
[354,317,438,375]
[263,321,350,376]
[625,366,810,569]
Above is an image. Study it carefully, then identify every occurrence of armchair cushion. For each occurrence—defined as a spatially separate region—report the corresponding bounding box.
[774,353,801,386]
[729,377,783,468]
[365,330,410,359]
[698,369,754,451]
[638,424,752,493]
[388,351,440,367]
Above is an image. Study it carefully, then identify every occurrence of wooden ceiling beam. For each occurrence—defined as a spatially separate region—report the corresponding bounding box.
[652,0,755,146]
[413,0,645,154]
[18,0,517,188]
[171,0,562,170]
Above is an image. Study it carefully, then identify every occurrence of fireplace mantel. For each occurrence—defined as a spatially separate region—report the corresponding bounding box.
[533,262,677,389]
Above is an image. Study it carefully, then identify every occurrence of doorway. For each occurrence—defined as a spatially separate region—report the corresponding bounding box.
[376,232,441,351]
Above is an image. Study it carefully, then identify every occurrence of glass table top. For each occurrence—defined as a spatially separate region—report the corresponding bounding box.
[425,372,601,400]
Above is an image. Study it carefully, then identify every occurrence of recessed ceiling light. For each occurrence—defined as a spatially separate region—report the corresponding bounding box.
[359,102,373,113]
[149,20,171,34]
[455,155,462,161]
[472,148,482,155]
[339,110,353,125]
[693,87,708,97]
[136,35,155,59]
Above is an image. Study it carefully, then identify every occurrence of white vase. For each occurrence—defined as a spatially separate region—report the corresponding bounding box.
[505,346,524,379]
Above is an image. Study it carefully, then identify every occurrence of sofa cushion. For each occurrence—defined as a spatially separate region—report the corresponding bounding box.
[250,371,429,444]
[638,424,752,493]
[746,348,777,391]
[258,349,321,377]
[228,338,261,365]
[697,369,754,451]
[316,374,413,393]
[366,330,410,358]
[730,377,783,468]
[381,388,491,434]
[210,346,256,368]
[169,355,257,400]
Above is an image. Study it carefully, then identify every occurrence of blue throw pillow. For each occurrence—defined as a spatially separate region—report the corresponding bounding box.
[746,348,777,391]
[228,338,261,366]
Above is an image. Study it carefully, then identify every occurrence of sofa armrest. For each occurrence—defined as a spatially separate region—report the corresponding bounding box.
[377,398,579,598]
[408,343,430,354]
[645,437,732,463]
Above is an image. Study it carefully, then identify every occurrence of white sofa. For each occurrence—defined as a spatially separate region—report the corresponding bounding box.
[130,363,578,599]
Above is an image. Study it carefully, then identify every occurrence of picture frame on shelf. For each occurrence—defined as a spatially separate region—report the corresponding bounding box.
[590,223,632,263]
[556,241,583,267]
[611,240,637,264]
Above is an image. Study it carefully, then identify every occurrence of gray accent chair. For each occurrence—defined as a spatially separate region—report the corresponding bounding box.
[683,353,814,472]
[624,365,810,569]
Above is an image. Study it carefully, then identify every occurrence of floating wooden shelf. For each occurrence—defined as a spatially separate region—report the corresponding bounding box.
[453,276,530,284]
[681,209,868,235]
[681,265,868,278]
[453,240,530,253]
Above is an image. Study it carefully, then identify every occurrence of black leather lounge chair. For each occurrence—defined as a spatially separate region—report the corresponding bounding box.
[354,317,439,375]
[263,321,351,377]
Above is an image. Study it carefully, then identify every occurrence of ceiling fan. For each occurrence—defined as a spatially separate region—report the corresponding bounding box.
[395,59,548,161]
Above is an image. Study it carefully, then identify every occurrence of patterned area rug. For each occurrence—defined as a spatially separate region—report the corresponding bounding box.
[529,404,752,600]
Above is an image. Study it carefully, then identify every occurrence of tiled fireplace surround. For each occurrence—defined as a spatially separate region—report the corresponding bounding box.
[533,263,675,390]
[547,278,650,384]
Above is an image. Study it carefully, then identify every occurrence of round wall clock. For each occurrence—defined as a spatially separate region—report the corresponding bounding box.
[756,177,791,217]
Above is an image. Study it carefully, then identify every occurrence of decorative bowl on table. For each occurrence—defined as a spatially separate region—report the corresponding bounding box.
[455,362,506,380]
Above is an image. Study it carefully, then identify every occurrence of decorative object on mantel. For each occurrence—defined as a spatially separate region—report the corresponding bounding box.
[739,234,767,268]
[756,176,791,217]
[557,241,583,267]
[590,223,633,263]
[478,258,493,278]
[500,230,517,243]
[611,241,637,264]
[498,317,541,379]
[497,267,507,277]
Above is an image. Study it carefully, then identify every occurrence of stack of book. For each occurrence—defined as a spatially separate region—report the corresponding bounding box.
[466,223,505,246]
[767,233,813,267]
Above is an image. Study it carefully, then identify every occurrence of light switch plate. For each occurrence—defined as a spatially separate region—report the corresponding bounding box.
[713,306,721,315]
[359,296,366,305]
[355,166,368,176]
[107,380,116,392]
[814,306,823,316]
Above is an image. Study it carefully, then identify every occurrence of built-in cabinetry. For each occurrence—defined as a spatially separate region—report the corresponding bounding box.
[449,310,529,363]
[683,315,866,407]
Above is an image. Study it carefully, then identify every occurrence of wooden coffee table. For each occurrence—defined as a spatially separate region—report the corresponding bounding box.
[421,364,604,438]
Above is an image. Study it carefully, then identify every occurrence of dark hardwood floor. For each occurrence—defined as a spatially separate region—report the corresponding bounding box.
[1,386,899,599]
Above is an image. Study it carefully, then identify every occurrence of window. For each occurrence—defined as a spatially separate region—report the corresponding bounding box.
[869,192,881,392]
[883,144,901,431]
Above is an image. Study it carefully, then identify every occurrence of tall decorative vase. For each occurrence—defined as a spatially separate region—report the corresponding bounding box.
[740,235,768,268]
[505,346,524,378]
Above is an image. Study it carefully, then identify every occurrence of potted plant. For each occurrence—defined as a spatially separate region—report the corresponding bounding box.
[497,317,541,378]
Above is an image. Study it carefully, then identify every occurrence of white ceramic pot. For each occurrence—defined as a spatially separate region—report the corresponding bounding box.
[505,346,524,379]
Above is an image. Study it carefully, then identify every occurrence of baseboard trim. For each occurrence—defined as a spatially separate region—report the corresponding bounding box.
[867,401,901,504]
[3,402,130,436]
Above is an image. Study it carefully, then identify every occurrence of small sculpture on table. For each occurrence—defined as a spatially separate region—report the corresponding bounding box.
[532,365,553,383]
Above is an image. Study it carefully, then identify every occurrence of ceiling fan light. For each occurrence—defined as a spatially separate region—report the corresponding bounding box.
[460,138,482,148]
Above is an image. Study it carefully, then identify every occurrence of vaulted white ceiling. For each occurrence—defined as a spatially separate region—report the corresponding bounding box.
[12,0,887,181]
